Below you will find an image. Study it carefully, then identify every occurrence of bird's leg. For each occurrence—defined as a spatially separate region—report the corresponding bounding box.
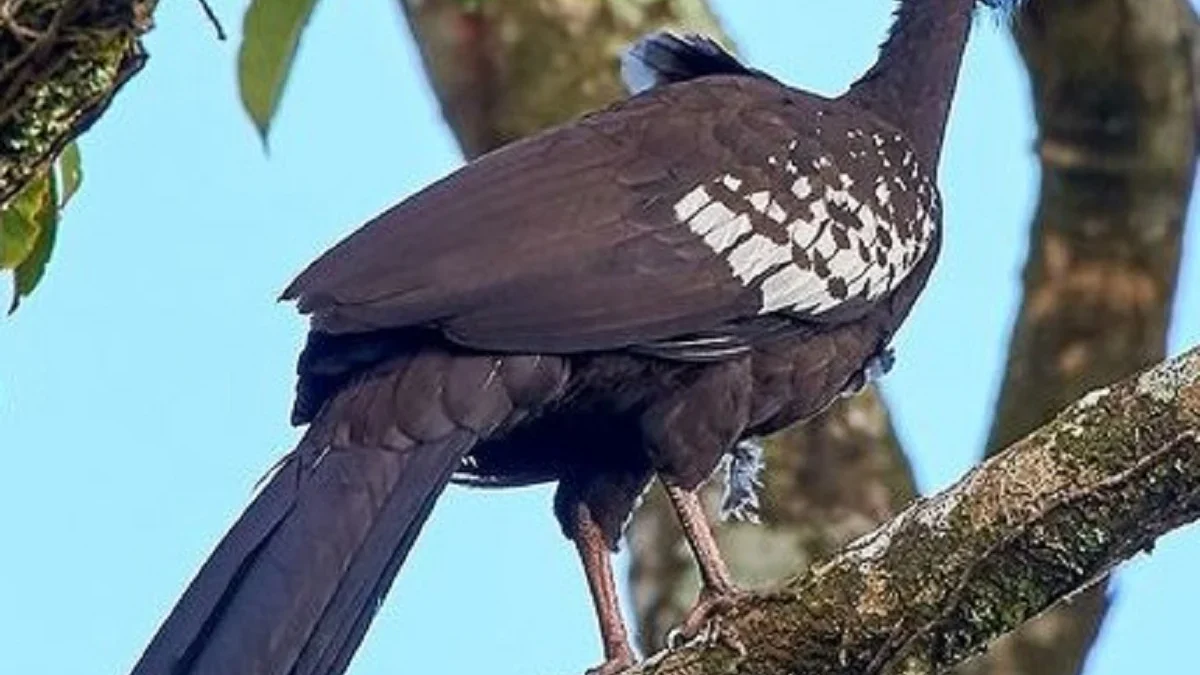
[663,483,746,649]
[571,503,637,675]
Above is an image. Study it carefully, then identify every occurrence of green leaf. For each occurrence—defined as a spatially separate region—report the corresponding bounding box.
[9,177,59,314]
[1,174,52,269]
[58,142,83,208]
[238,0,320,144]
[2,173,58,313]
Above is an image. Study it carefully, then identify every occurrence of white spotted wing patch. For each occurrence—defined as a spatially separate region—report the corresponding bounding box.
[669,128,939,317]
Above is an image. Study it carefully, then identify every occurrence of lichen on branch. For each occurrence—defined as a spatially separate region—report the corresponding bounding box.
[0,0,154,204]
[626,346,1200,675]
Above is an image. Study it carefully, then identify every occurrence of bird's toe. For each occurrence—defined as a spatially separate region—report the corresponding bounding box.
[584,650,637,675]
[667,588,747,653]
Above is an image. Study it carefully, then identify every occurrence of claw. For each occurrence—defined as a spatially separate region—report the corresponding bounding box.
[584,649,636,675]
[668,589,746,652]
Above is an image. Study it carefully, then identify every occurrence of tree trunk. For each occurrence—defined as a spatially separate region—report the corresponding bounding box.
[960,2,1197,673]
[398,0,723,157]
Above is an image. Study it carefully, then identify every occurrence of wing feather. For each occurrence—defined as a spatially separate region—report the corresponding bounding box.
[284,76,940,356]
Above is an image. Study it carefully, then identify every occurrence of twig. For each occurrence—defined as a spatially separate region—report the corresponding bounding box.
[196,0,225,41]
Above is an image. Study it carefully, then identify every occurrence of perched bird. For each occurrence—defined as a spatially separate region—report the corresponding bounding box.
[133,1,1008,673]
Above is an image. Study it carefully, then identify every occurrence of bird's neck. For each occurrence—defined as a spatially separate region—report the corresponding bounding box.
[843,0,976,174]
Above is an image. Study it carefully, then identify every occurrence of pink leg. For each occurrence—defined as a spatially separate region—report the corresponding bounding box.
[571,504,637,675]
[663,483,745,644]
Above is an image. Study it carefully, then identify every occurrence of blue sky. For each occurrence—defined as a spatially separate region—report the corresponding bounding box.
[1,1,1197,674]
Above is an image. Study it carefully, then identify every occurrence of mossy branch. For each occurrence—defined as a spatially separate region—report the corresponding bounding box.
[624,345,1200,675]
[0,0,155,204]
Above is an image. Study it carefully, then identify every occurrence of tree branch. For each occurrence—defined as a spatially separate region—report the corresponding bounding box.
[0,0,155,204]
[627,345,1200,675]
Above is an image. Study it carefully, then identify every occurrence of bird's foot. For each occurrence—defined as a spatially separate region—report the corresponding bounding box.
[667,588,748,656]
[583,648,637,675]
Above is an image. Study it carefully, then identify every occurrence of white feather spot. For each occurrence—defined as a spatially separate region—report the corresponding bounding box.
[726,233,792,283]
[760,264,809,312]
[791,176,813,200]
[674,186,711,221]
[827,246,862,277]
[857,204,880,232]
[746,191,771,212]
[807,200,829,225]
[687,200,737,236]
[702,213,752,253]
[875,181,892,206]
[766,201,788,224]
[813,229,840,258]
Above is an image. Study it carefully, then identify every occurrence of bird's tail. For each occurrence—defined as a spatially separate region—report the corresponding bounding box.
[131,351,541,675]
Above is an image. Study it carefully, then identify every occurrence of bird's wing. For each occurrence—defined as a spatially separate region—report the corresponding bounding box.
[283,77,939,355]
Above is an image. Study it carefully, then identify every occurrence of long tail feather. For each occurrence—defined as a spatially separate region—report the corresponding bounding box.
[131,429,473,675]
[131,350,565,675]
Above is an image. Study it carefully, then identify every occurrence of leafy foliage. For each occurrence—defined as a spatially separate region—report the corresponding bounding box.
[59,142,82,208]
[238,0,320,144]
[1,143,81,313]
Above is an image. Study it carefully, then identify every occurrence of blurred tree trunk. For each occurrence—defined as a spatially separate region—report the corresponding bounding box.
[398,0,722,156]
[959,1,1198,674]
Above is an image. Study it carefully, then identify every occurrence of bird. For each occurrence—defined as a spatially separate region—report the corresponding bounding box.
[132,1,1011,673]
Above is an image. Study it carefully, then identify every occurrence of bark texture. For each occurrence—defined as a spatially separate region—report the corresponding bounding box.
[0,0,153,203]
[625,346,1200,675]
[963,2,1198,673]
[399,0,723,157]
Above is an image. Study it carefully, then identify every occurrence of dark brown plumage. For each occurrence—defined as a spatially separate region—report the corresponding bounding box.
[131,1,999,673]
